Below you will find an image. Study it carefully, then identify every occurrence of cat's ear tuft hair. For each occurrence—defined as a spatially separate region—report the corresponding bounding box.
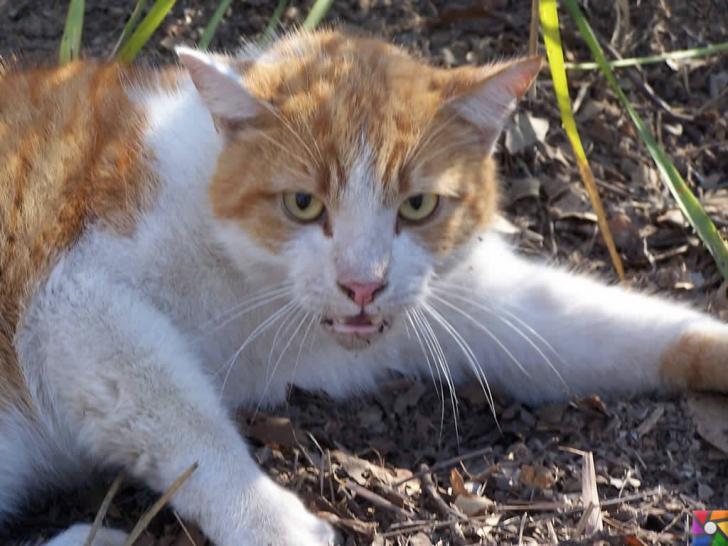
[176,46,262,125]
[447,56,542,152]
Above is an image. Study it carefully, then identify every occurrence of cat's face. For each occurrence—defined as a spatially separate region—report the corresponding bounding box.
[179,31,539,349]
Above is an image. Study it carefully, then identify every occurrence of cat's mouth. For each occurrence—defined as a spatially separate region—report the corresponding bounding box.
[322,313,390,336]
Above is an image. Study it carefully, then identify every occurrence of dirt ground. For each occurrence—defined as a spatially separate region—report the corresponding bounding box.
[1,1,728,545]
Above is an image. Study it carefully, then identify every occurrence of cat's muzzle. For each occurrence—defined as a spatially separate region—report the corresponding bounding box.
[321,312,392,345]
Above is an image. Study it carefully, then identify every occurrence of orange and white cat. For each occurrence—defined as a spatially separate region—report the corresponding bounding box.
[1,29,726,545]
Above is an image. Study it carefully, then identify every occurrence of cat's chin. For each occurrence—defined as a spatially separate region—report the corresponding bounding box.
[321,314,393,350]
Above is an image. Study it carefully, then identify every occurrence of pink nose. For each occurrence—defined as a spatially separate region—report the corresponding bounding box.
[338,281,386,306]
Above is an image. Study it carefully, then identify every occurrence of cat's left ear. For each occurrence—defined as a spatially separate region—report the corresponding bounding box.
[446,56,542,152]
[176,47,263,132]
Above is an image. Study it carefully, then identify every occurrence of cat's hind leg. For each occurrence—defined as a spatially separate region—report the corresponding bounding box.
[442,236,728,404]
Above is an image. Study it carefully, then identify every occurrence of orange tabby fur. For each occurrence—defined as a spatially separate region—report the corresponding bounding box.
[660,331,728,392]
[0,61,156,410]
[210,31,505,253]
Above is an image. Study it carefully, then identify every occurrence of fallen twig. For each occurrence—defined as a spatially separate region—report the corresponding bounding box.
[343,480,413,519]
[419,464,468,545]
[121,462,198,546]
[84,471,125,546]
[393,445,493,487]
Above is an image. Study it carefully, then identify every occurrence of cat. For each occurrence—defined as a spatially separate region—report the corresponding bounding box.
[0,28,726,546]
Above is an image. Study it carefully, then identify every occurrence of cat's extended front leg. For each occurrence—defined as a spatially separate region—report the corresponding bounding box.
[434,235,727,404]
[21,269,333,546]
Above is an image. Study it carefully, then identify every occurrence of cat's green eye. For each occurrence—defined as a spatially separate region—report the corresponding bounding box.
[283,192,325,222]
[398,193,439,223]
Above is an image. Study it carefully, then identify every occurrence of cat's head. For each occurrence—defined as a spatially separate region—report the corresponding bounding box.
[178,30,540,350]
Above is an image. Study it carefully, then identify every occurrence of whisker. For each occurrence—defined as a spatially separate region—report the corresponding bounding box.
[411,136,486,166]
[255,309,310,415]
[265,306,303,381]
[432,278,560,355]
[405,310,446,432]
[405,111,460,166]
[254,130,311,167]
[428,293,532,380]
[430,286,569,392]
[421,302,499,427]
[258,102,322,168]
[288,312,319,391]
[413,308,457,411]
[218,300,298,397]
[281,76,325,166]
[412,308,459,442]
[199,283,294,333]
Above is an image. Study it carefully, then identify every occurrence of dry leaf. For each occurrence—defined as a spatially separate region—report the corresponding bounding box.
[450,468,467,497]
[407,532,433,546]
[245,416,297,448]
[508,176,541,204]
[520,464,556,489]
[453,492,493,517]
[332,450,397,487]
[319,511,376,538]
[450,467,493,516]
[687,393,728,455]
[393,382,427,415]
[505,112,549,154]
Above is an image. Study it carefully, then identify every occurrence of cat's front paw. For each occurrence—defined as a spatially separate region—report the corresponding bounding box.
[274,489,335,546]
[231,479,335,546]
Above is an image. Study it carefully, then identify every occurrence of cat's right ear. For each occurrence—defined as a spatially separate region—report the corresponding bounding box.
[176,47,263,132]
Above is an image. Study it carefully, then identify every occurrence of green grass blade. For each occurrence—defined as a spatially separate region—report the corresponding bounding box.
[198,0,233,49]
[539,0,625,280]
[302,0,334,30]
[59,0,85,64]
[110,0,148,59]
[116,0,176,63]
[260,0,289,44]
[562,0,728,281]
[565,41,728,70]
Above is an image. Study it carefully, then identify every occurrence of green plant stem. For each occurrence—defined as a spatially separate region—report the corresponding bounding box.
[302,0,334,30]
[59,0,85,64]
[110,0,148,59]
[198,0,233,49]
[565,41,728,70]
[117,0,176,63]
[563,0,728,281]
[539,0,624,281]
[260,0,289,44]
